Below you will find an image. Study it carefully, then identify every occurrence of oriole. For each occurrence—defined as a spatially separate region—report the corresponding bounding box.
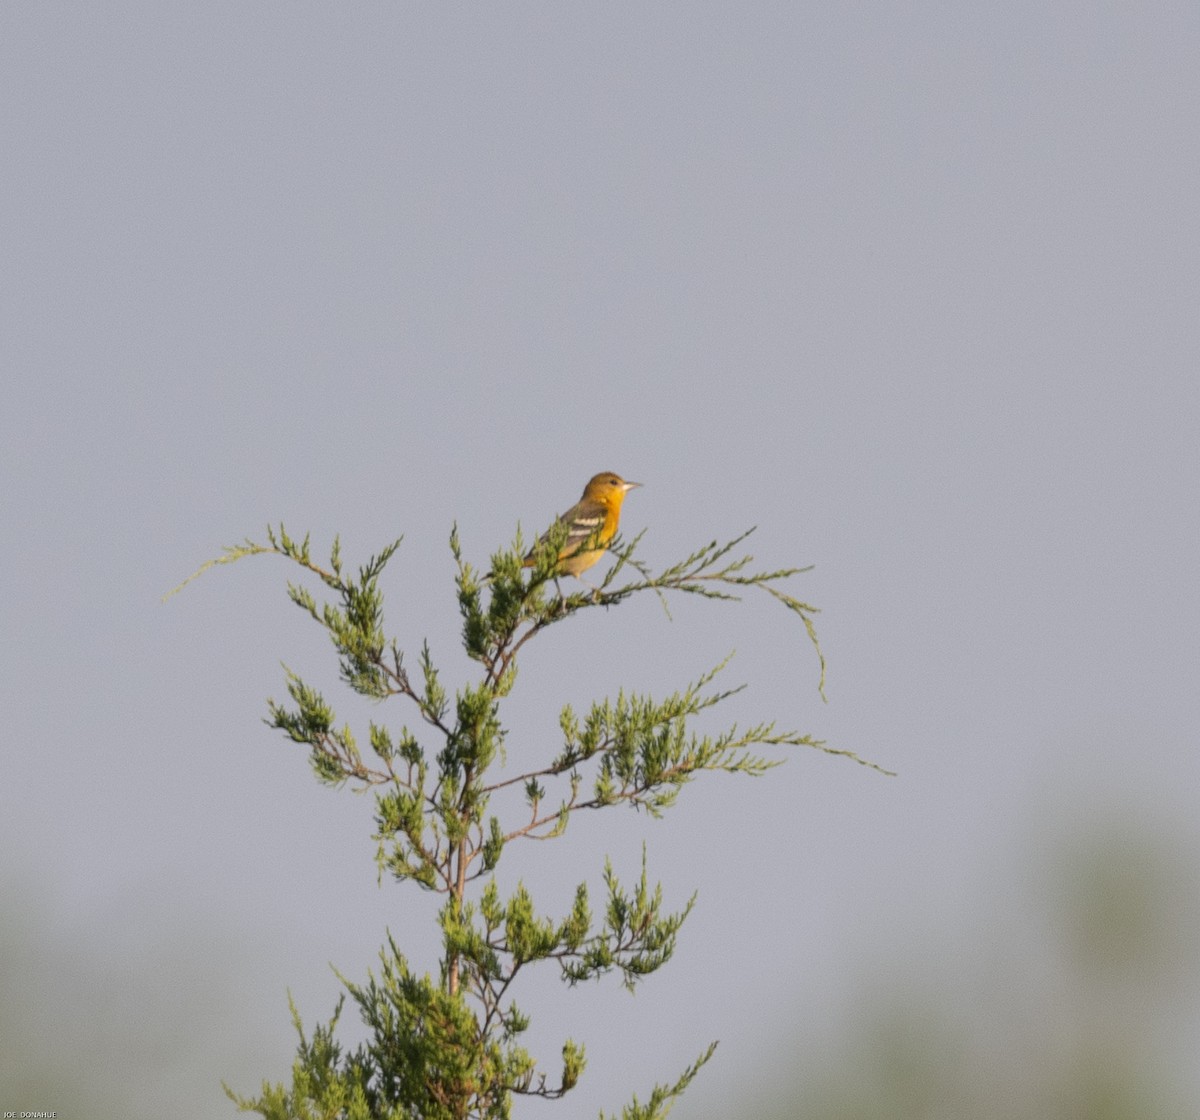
[524,471,641,580]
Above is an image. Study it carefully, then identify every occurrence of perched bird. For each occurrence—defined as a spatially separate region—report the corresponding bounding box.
[524,471,641,584]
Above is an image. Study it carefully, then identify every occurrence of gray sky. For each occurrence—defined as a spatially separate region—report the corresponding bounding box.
[3,3,1198,1117]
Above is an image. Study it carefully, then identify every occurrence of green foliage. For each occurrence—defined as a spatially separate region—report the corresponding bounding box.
[225,996,373,1120]
[597,1042,719,1120]
[176,518,888,1119]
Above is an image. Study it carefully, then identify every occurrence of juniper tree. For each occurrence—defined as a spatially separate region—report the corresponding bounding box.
[170,517,889,1120]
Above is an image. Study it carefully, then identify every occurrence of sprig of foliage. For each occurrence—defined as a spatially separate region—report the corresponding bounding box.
[177,518,889,1120]
[597,1041,719,1120]
[455,525,829,699]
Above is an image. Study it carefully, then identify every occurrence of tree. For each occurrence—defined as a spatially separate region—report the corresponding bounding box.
[171,518,889,1120]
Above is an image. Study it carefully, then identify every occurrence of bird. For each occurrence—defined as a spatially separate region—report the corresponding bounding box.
[524,471,641,588]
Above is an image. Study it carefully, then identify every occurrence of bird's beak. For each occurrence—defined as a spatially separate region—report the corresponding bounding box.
[623,481,642,491]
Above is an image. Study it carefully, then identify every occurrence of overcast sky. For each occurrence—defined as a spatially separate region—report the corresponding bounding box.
[3,4,1198,1117]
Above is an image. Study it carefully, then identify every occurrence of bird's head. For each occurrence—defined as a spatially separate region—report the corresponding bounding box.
[582,472,642,505]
